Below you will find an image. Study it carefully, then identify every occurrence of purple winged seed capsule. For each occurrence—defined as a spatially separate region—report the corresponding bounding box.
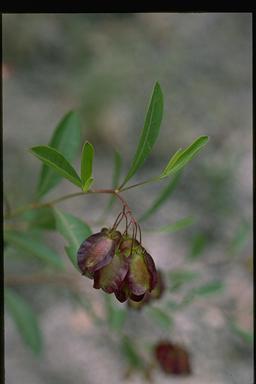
[126,246,157,297]
[112,239,158,303]
[154,341,191,375]
[127,270,165,309]
[77,228,121,278]
[93,250,129,293]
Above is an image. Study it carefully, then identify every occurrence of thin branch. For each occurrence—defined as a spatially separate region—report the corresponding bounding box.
[4,189,115,220]
[4,191,86,220]
[4,173,162,221]
[119,176,161,192]
[4,272,78,286]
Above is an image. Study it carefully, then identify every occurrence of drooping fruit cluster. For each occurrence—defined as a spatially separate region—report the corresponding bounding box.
[77,206,158,303]
[154,341,191,375]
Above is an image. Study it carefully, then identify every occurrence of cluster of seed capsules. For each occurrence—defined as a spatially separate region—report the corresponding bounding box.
[77,206,161,303]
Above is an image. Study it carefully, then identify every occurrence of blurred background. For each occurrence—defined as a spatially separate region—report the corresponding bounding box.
[3,13,252,384]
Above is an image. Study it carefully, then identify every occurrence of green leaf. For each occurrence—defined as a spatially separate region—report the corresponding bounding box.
[229,321,253,345]
[81,141,94,191]
[192,281,224,296]
[139,171,182,222]
[36,111,81,198]
[228,221,251,254]
[104,295,126,331]
[30,146,82,188]
[121,336,144,369]
[166,300,182,311]
[112,150,122,189]
[148,307,173,330]
[168,270,199,292]
[189,233,208,259]
[154,216,195,234]
[4,230,64,269]
[82,177,94,192]
[22,207,56,230]
[120,82,163,188]
[160,136,209,178]
[64,245,79,269]
[5,288,43,354]
[54,208,92,269]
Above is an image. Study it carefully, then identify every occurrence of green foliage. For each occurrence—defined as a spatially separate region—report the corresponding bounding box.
[36,111,81,198]
[81,141,94,191]
[189,233,208,259]
[228,221,251,255]
[5,82,212,358]
[120,82,163,188]
[4,230,64,269]
[121,336,144,369]
[31,146,82,187]
[191,281,224,296]
[139,171,182,222]
[104,295,127,331]
[5,288,42,354]
[148,307,173,330]
[168,270,200,292]
[22,207,56,230]
[160,136,209,178]
[54,208,92,269]
[229,321,253,345]
[155,216,194,234]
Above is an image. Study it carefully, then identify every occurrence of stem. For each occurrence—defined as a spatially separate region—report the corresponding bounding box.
[4,191,86,220]
[119,176,161,192]
[4,179,150,225]
[4,189,114,220]
[4,272,77,286]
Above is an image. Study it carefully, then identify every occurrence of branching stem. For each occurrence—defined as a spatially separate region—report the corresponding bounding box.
[4,188,135,221]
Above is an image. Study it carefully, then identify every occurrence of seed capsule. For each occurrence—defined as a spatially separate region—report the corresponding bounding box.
[77,228,121,278]
[113,239,157,303]
[154,341,191,375]
[128,270,165,309]
[93,250,129,293]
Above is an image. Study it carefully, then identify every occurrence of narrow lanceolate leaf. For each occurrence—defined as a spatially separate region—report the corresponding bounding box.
[139,171,182,222]
[229,321,253,345]
[106,151,122,211]
[120,82,163,188]
[82,177,94,192]
[228,221,251,254]
[192,281,224,296]
[81,141,94,191]
[104,295,127,331]
[5,288,43,354]
[168,270,199,292]
[189,233,207,259]
[4,231,64,269]
[160,136,209,178]
[37,111,81,198]
[148,307,173,330]
[54,208,92,269]
[112,150,122,189]
[155,217,195,234]
[22,207,56,230]
[121,336,144,369]
[30,146,82,188]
